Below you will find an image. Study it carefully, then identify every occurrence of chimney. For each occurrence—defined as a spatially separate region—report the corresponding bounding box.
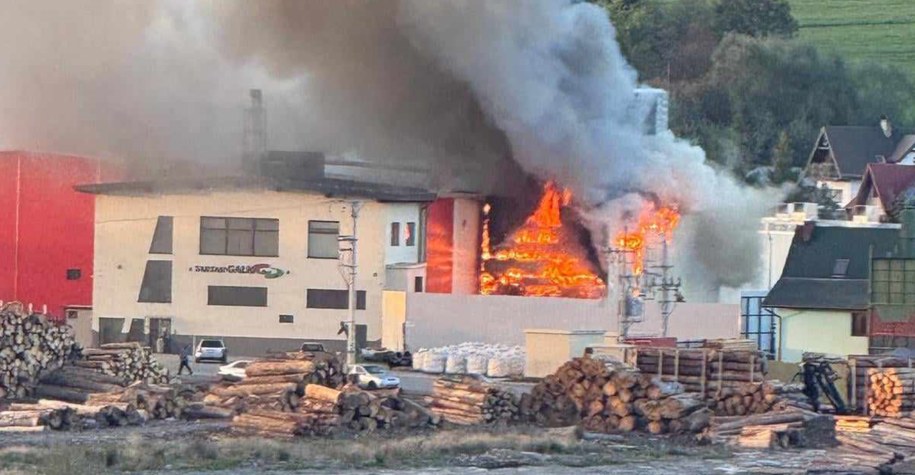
[881,114,893,138]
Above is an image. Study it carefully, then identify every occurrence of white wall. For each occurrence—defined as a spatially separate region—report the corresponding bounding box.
[384,204,422,265]
[93,191,422,343]
[778,308,868,362]
[400,293,739,348]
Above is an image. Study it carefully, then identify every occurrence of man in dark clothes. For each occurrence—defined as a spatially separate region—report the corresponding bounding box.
[179,344,194,375]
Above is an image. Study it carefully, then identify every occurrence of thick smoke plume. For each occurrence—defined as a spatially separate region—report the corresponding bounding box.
[0,0,777,298]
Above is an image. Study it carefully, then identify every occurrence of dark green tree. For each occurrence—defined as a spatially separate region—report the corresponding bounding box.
[771,131,794,183]
[713,0,798,38]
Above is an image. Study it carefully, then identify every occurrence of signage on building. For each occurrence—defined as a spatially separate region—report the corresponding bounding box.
[189,264,287,279]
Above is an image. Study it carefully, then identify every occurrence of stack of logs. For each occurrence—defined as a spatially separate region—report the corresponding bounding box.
[33,364,185,420]
[848,355,914,412]
[0,399,149,432]
[210,357,434,437]
[712,382,784,416]
[76,343,169,385]
[520,356,711,435]
[425,375,519,425]
[277,350,347,388]
[0,303,80,399]
[866,367,915,417]
[706,408,837,449]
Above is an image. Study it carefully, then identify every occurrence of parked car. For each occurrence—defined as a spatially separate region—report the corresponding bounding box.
[218,359,252,379]
[195,339,227,363]
[348,364,400,390]
[300,342,327,354]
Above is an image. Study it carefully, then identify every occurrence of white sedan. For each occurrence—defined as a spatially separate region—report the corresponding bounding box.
[218,359,253,379]
[348,364,400,390]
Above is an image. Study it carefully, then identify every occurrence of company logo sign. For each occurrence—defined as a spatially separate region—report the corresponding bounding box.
[190,264,287,279]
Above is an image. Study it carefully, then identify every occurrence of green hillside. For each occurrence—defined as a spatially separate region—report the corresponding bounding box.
[788,0,915,77]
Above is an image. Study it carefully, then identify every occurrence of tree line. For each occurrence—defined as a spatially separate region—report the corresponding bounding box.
[594,0,915,186]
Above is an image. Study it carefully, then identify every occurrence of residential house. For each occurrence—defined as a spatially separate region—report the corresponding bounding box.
[846,163,915,222]
[763,222,899,362]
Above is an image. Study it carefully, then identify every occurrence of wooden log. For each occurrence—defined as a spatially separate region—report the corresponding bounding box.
[210,382,296,398]
[244,360,316,377]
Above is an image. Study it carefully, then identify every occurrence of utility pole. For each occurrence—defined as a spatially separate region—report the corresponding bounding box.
[607,227,638,342]
[338,201,362,369]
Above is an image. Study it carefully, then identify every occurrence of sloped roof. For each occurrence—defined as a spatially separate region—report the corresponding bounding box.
[764,225,899,310]
[889,135,915,163]
[847,163,915,212]
[810,126,903,179]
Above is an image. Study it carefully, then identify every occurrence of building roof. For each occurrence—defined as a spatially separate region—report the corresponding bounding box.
[806,126,904,180]
[75,175,437,203]
[847,163,915,212]
[763,224,899,310]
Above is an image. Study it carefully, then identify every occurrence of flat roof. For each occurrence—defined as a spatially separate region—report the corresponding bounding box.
[75,175,437,203]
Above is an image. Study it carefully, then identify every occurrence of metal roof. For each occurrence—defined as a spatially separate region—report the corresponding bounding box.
[74,175,437,203]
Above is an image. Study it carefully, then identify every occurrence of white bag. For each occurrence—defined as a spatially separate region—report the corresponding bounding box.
[411,351,426,370]
[422,353,447,373]
[486,357,511,378]
[445,354,467,374]
[466,355,489,375]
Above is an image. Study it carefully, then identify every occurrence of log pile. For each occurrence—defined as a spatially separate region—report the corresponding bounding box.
[0,399,150,431]
[77,343,169,385]
[424,375,519,425]
[848,354,914,412]
[711,382,784,416]
[706,408,836,449]
[520,356,711,435]
[634,346,766,397]
[274,350,346,388]
[0,304,81,399]
[205,359,317,412]
[866,367,915,418]
[33,364,184,420]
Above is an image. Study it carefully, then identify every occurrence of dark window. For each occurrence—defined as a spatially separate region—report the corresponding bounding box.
[406,222,416,247]
[390,222,400,246]
[149,216,174,254]
[308,221,339,259]
[418,206,427,262]
[832,258,850,278]
[414,276,424,293]
[208,286,268,307]
[200,340,224,348]
[279,314,294,323]
[852,312,868,337]
[66,310,78,319]
[138,260,172,303]
[200,217,278,257]
[306,289,367,309]
[66,269,81,280]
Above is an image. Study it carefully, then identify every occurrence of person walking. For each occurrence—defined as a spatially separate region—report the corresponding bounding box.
[179,344,194,375]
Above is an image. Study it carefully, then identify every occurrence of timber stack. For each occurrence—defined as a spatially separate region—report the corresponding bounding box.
[711,382,784,416]
[33,364,185,420]
[849,355,915,412]
[424,375,519,425]
[866,367,915,417]
[0,399,149,432]
[205,359,318,412]
[633,344,766,397]
[0,303,81,399]
[75,342,169,385]
[272,350,346,388]
[706,407,836,449]
[520,356,711,435]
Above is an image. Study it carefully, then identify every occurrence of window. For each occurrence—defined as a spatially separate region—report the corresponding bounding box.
[308,221,339,259]
[66,310,78,319]
[390,222,400,246]
[149,216,173,254]
[138,260,172,303]
[872,259,915,305]
[414,276,424,293]
[852,312,868,337]
[66,269,81,280]
[832,258,850,278]
[208,286,268,307]
[279,314,294,324]
[200,217,278,257]
[405,222,416,247]
[306,289,367,309]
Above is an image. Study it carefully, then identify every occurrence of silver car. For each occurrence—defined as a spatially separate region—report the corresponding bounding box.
[349,364,400,390]
[195,339,227,363]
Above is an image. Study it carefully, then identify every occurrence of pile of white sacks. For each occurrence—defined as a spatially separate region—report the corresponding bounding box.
[411,343,525,378]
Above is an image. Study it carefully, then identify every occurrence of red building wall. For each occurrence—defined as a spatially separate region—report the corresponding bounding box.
[0,152,115,320]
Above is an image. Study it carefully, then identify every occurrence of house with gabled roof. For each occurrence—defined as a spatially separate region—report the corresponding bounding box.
[804,119,908,205]
[763,222,899,361]
[846,163,915,222]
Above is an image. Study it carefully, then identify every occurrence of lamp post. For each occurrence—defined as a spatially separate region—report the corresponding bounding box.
[337,201,362,369]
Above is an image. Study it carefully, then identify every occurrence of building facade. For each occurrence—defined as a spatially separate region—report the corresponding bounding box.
[79,176,433,355]
[0,151,117,327]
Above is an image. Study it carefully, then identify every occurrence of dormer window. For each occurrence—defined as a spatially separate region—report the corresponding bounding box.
[832,258,850,278]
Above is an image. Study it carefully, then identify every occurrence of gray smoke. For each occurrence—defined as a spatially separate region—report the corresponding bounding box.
[0,0,778,297]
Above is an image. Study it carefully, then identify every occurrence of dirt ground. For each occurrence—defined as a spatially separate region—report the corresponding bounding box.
[0,420,866,475]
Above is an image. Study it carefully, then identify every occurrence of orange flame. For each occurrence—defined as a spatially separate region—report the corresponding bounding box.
[479,182,606,299]
[614,205,680,275]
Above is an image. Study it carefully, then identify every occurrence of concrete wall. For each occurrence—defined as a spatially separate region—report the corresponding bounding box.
[451,198,480,295]
[92,191,421,353]
[384,204,422,265]
[399,293,739,349]
[777,308,868,362]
